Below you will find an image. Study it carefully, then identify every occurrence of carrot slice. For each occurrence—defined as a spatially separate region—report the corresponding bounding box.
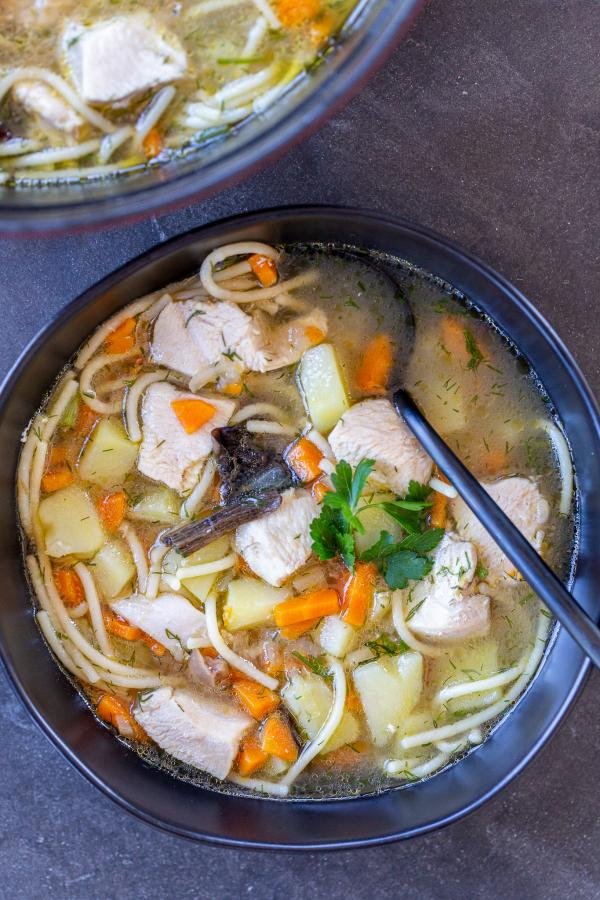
[310,11,334,45]
[248,253,278,287]
[312,478,331,503]
[171,397,216,434]
[274,588,340,628]
[96,490,127,532]
[341,562,377,628]
[103,607,143,642]
[75,403,99,436]
[236,735,269,776]
[280,617,320,640]
[276,0,320,27]
[102,608,166,656]
[304,325,326,345]
[233,678,280,720]
[356,334,394,394]
[105,317,136,355]
[54,567,85,607]
[285,436,323,483]
[142,127,162,159]
[221,382,243,397]
[48,444,69,467]
[261,713,298,763]
[96,694,147,742]
[41,465,74,494]
[483,448,508,475]
[346,687,363,714]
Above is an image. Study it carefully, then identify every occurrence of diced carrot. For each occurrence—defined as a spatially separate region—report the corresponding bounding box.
[221,382,243,397]
[274,588,340,628]
[96,694,148,743]
[103,607,143,642]
[48,444,68,467]
[41,465,74,494]
[142,127,162,159]
[202,646,219,658]
[356,334,394,394]
[233,678,280,720]
[341,562,377,628]
[312,478,331,503]
[280,617,320,640]
[429,490,448,529]
[262,645,284,676]
[484,448,508,475]
[316,740,369,772]
[261,713,298,763]
[248,253,278,287]
[54,567,85,607]
[141,635,167,657]
[171,397,216,434]
[285,436,323,483]
[440,315,488,369]
[346,687,362,714]
[236,735,269,776]
[304,325,326,345]
[96,490,127,532]
[105,317,136,355]
[310,11,334,45]
[75,403,99,436]
[276,0,320,27]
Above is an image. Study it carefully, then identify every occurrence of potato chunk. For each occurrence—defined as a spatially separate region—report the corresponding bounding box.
[92,539,135,599]
[353,651,423,746]
[298,343,350,433]
[223,578,288,632]
[282,670,359,754]
[38,485,104,559]
[78,418,138,488]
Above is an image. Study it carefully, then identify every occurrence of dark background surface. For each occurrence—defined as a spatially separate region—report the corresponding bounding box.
[1,0,599,897]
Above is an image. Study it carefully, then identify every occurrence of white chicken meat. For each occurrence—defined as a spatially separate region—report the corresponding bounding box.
[450,476,550,583]
[407,533,491,643]
[235,488,319,587]
[137,382,235,493]
[133,686,252,780]
[328,398,433,495]
[63,14,187,106]
[111,593,211,661]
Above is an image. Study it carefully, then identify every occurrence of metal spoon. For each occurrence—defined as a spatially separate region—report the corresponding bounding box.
[394,388,600,669]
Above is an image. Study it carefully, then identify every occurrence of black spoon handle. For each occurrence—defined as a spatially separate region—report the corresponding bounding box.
[393,388,600,670]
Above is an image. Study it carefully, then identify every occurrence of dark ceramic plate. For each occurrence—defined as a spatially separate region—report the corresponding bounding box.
[0,207,598,847]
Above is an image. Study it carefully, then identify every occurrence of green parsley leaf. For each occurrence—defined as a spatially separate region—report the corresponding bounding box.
[383,550,433,589]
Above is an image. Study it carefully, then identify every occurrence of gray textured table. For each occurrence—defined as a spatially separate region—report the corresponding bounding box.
[1,1,599,897]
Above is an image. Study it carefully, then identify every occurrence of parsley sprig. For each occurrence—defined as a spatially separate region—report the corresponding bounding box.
[310,459,444,590]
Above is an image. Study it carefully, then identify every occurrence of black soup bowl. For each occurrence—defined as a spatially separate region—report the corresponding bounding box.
[1,208,598,848]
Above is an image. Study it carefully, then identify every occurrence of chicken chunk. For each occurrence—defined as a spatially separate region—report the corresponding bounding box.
[151,299,328,378]
[111,593,211,661]
[133,686,252,779]
[328,399,433,495]
[12,81,84,135]
[407,533,491,643]
[235,488,319,586]
[137,382,235,493]
[64,14,187,106]
[451,477,550,582]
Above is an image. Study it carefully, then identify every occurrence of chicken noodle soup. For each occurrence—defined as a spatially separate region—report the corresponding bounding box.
[18,242,575,798]
[0,0,358,185]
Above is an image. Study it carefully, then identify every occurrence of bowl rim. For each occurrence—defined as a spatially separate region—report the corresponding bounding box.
[0,0,426,236]
[0,205,598,848]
